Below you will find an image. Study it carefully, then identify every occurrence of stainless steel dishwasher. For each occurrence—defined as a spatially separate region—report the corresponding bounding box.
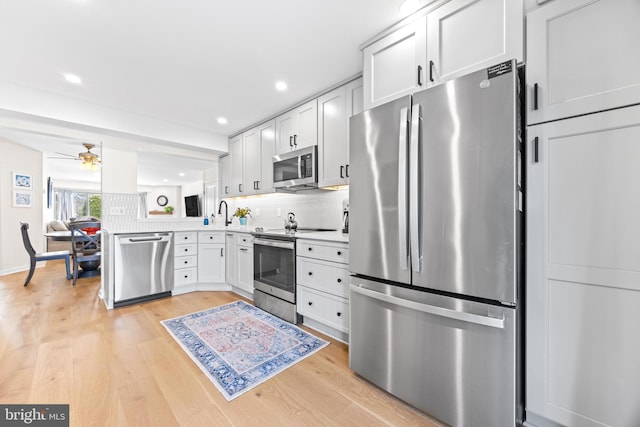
[114,232,174,307]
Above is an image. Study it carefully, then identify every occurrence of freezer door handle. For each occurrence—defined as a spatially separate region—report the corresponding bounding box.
[398,106,410,271]
[350,284,505,329]
[409,103,422,272]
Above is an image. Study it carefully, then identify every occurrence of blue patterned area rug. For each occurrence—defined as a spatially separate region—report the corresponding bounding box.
[161,300,329,401]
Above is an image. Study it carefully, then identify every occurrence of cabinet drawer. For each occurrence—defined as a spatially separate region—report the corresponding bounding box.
[297,239,348,264]
[297,286,348,333]
[174,231,197,244]
[199,231,224,244]
[174,243,197,257]
[174,267,197,285]
[297,257,349,298]
[175,255,197,269]
[236,233,253,248]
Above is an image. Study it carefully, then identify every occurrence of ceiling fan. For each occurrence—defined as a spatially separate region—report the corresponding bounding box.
[50,143,101,170]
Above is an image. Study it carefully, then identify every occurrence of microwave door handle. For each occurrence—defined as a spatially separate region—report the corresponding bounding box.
[298,155,303,179]
[398,106,409,271]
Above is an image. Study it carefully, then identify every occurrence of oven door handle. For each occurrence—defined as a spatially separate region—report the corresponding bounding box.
[253,238,295,250]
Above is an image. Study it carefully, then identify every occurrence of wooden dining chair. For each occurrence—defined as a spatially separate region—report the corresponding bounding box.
[69,221,101,286]
[20,222,71,286]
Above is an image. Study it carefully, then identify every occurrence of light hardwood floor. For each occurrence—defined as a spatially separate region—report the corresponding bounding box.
[0,260,445,427]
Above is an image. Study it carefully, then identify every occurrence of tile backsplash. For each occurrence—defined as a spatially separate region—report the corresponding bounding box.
[102,189,348,232]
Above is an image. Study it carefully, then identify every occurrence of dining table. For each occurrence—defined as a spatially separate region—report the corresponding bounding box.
[44,230,102,275]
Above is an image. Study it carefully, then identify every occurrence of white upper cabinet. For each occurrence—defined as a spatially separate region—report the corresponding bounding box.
[219,154,230,198]
[228,119,276,197]
[527,0,640,125]
[318,78,363,187]
[229,134,244,196]
[275,99,318,154]
[363,15,427,110]
[426,0,523,86]
[362,0,523,110]
[256,120,276,193]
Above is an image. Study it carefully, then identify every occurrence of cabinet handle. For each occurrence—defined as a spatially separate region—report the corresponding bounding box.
[220,248,224,257]
[533,137,539,163]
[209,236,213,239]
[184,275,188,279]
[184,248,188,252]
[340,165,344,178]
[239,183,243,192]
[429,61,434,83]
[240,248,248,252]
[308,247,313,252]
[308,301,313,306]
[533,83,539,110]
[184,260,188,264]
[293,134,297,145]
[289,136,293,147]
[308,271,313,276]
[184,236,188,240]
[337,278,342,283]
[337,251,342,256]
[225,186,229,194]
[345,164,349,178]
[336,312,342,317]
[417,65,423,86]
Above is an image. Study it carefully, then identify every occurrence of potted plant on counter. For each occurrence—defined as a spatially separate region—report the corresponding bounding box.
[164,205,174,214]
[233,207,251,226]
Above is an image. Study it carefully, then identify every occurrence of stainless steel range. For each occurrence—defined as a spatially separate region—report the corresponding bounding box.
[252,227,335,324]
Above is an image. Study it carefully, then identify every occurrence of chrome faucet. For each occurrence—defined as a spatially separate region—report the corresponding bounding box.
[218,200,232,226]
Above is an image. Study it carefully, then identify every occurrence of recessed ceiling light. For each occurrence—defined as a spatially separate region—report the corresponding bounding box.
[217,117,228,125]
[275,81,287,91]
[163,178,169,183]
[399,0,420,16]
[64,73,83,85]
[178,172,185,177]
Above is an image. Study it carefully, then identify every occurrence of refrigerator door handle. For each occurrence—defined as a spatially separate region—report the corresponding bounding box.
[409,103,422,272]
[350,284,505,329]
[398,106,410,270]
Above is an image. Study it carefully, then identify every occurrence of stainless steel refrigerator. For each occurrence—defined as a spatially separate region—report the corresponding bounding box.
[349,60,523,427]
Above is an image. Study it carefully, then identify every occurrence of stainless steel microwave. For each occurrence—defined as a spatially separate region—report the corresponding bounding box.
[273,145,318,190]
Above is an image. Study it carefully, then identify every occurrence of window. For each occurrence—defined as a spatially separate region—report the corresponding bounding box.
[54,190,102,220]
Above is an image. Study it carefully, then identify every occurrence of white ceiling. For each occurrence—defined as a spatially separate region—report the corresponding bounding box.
[0,0,421,183]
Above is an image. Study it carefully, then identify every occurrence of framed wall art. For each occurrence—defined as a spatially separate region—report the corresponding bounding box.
[12,172,32,190]
[13,191,32,208]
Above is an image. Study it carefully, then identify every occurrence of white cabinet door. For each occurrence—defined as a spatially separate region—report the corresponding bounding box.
[275,110,296,154]
[363,14,427,110]
[527,0,640,125]
[219,154,231,197]
[426,0,522,86]
[294,99,317,150]
[257,120,276,193]
[225,233,236,286]
[236,246,254,294]
[242,127,260,195]
[318,85,347,187]
[526,105,640,427]
[198,243,225,283]
[229,134,243,196]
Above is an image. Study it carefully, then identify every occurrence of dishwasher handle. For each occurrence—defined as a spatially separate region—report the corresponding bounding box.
[118,233,172,244]
[350,284,505,329]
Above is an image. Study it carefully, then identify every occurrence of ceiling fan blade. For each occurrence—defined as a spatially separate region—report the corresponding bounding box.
[53,152,78,158]
[48,156,77,160]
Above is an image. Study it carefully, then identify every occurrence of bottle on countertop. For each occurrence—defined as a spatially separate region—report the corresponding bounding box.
[204,216,209,226]
[211,213,216,225]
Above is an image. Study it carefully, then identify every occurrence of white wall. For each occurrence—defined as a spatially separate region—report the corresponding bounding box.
[141,185,181,218]
[0,139,45,275]
[101,147,137,194]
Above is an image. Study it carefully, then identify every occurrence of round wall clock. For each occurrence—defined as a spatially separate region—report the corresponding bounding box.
[157,195,168,207]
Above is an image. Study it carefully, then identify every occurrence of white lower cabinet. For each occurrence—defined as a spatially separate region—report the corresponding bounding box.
[197,231,225,284]
[173,231,198,295]
[526,105,640,427]
[296,238,349,342]
[234,233,253,297]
